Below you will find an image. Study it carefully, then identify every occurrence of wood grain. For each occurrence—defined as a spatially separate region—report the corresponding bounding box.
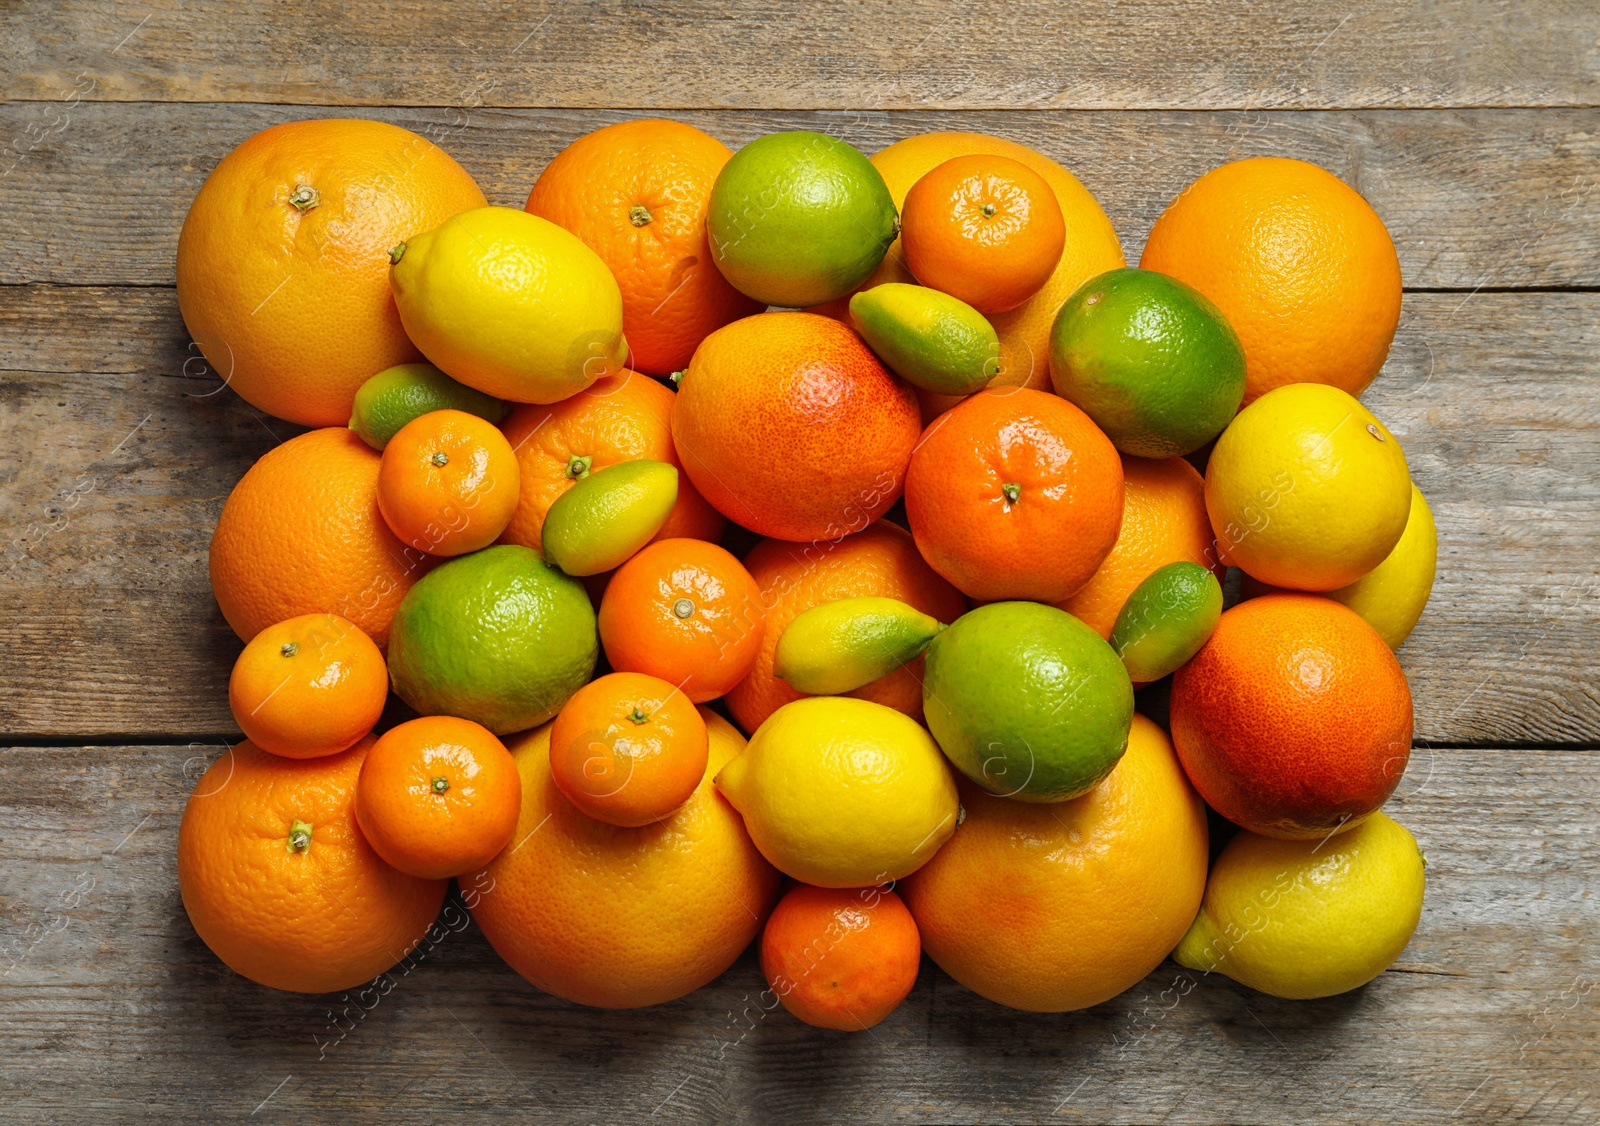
[4,104,1600,289]
[0,285,1596,744]
[0,741,1593,1123]
[4,0,1596,111]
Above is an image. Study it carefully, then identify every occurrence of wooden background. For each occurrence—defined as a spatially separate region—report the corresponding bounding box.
[2,2,1597,1121]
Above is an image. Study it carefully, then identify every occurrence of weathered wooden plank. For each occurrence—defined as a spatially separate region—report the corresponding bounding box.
[3,103,1599,289]
[0,286,1596,744]
[4,0,1595,111]
[0,742,1594,1123]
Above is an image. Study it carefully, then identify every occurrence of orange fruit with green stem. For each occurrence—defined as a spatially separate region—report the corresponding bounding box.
[377,409,521,556]
[227,612,388,759]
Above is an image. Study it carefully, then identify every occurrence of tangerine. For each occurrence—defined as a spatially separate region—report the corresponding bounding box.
[377,409,521,556]
[227,612,387,759]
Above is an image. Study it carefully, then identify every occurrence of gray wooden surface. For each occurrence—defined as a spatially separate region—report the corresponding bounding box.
[1,2,1597,1122]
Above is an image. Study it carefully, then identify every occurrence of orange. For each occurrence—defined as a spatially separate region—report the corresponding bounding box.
[1140,156,1402,403]
[377,408,521,556]
[726,520,966,735]
[899,714,1208,1012]
[900,154,1064,316]
[469,708,780,1008]
[177,736,448,993]
[1170,594,1414,840]
[210,427,427,649]
[1057,455,1220,639]
[598,538,764,702]
[904,387,1124,603]
[760,884,921,1032]
[547,671,709,827]
[227,612,387,759]
[498,369,723,554]
[355,716,522,880]
[671,312,921,543]
[854,132,1124,418]
[526,118,761,377]
[177,118,487,426]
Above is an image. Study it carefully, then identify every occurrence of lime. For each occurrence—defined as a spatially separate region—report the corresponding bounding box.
[348,362,506,450]
[1174,811,1426,999]
[1049,267,1245,458]
[1206,383,1412,591]
[774,595,946,696]
[1110,561,1223,682]
[922,602,1133,802]
[540,459,678,576]
[389,206,627,404]
[707,131,897,307]
[714,696,959,887]
[848,283,1001,395]
[387,544,597,734]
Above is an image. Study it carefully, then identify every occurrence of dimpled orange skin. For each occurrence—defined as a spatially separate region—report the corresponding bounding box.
[1170,594,1414,840]
[1140,156,1402,404]
[227,612,388,759]
[905,387,1124,603]
[177,736,448,994]
[210,428,428,649]
[355,716,522,880]
[526,119,762,376]
[900,154,1066,316]
[377,409,521,557]
[598,538,765,703]
[469,709,780,1008]
[498,370,723,554]
[671,313,922,544]
[1057,455,1221,639]
[726,521,968,735]
[847,132,1125,420]
[177,119,487,426]
[899,714,1208,1012]
[547,671,709,828]
[760,884,922,1032]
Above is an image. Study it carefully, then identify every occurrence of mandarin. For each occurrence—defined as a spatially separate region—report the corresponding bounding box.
[671,312,921,543]
[526,118,761,376]
[498,369,723,554]
[377,409,521,556]
[227,612,387,759]
[210,427,426,649]
[1140,156,1402,403]
[598,538,764,702]
[726,520,967,735]
[178,736,448,994]
[177,119,486,426]
[1170,594,1414,840]
[904,387,1124,603]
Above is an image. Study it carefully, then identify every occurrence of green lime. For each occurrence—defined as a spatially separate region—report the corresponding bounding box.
[774,595,946,696]
[541,459,678,576]
[1109,561,1223,682]
[848,283,1001,396]
[387,544,597,735]
[707,131,897,307]
[922,602,1133,802]
[1049,267,1245,458]
[349,362,507,450]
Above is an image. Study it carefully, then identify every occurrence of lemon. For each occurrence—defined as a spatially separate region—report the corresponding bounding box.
[1173,811,1426,1000]
[1326,484,1437,648]
[714,697,959,888]
[1205,383,1411,591]
[773,596,946,696]
[389,206,627,404]
[540,459,678,577]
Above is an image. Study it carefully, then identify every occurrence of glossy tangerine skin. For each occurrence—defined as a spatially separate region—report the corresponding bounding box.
[1170,594,1413,839]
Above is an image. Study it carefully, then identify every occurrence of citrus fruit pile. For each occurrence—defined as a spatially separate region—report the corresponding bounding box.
[175,117,1435,1022]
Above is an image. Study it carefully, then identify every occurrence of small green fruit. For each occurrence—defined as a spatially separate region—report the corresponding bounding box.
[541,460,678,576]
[849,283,1001,396]
[1110,562,1223,682]
[774,595,946,696]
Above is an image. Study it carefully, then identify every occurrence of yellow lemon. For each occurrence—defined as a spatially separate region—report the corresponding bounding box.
[1173,811,1426,1000]
[714,696,959,888]
[1205,383,1411,591]
[389,205,627,404]
[1326,483,1437,648]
